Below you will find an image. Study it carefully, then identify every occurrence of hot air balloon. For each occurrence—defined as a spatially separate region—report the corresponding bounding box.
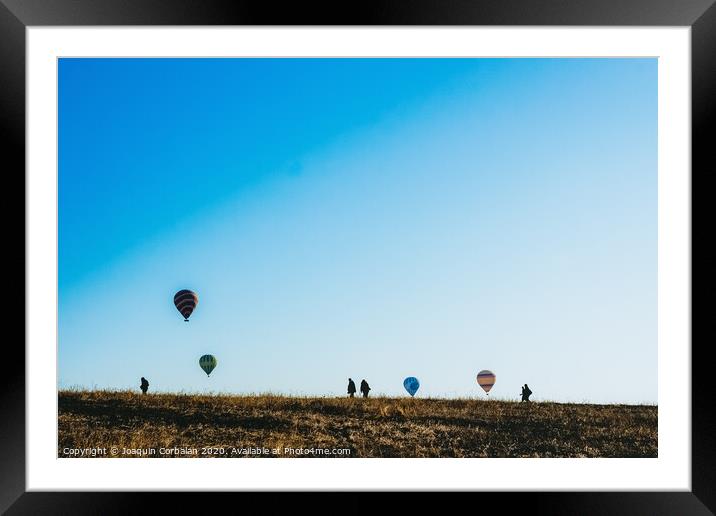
[199,354,217,377]
[403,377,420,397]
[174,289,198,321]
[477,370,496,395]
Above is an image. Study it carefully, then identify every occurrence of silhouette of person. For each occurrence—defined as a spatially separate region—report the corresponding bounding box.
[140,377,149,395]
[360,379,371,398]
[521,383,532,402]
[347,378,356,398]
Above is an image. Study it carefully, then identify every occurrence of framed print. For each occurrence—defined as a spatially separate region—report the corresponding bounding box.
[2,0,714,513]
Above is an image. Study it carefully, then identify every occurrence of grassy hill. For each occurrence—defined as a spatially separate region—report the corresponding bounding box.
[58,390,657,458]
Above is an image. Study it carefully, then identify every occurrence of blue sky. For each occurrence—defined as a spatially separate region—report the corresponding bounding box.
[58,58,657,403]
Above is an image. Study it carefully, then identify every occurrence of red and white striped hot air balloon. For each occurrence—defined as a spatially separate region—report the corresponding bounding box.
[174,289,198,321]
[477,370,496,395]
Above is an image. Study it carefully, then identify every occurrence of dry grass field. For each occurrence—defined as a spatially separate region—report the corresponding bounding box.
[58,390,657,458]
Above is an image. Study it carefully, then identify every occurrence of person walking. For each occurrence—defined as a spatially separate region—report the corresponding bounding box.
[520,383,532,402]
[360,379,371,398]
[347,378,357,398]
[140,377,149,395]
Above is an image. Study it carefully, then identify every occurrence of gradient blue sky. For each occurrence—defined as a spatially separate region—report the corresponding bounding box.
[58,58,656,403]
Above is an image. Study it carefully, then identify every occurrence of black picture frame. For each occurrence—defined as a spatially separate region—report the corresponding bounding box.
[2,0,713,513]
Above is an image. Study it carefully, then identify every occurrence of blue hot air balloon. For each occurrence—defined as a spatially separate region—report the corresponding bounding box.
[403,377,420,397]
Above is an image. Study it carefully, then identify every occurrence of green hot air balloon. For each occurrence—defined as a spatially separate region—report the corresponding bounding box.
[199,354,217,377]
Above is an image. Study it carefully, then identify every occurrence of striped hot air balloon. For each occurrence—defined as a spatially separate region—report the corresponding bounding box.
[199,354,217,377]
[477,370,496,395]
[174,289,198,321]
